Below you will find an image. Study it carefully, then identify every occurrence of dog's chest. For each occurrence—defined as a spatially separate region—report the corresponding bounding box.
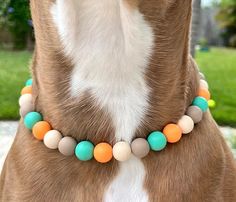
[51,0,154,201]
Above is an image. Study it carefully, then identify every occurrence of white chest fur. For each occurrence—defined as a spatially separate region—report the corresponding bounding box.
[51,0,153,201]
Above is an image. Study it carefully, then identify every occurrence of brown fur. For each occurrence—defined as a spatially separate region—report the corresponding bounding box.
[1,0,236,201]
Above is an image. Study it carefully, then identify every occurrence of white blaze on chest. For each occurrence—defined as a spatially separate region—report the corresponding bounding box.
[51,0,153,201]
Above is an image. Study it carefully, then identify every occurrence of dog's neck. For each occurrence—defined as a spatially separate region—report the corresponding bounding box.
[30,0,198,143]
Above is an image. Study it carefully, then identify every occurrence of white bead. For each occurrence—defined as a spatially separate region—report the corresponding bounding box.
[19,94,33,106]
[177,115,194,134]
[58,136,77,156]
[199,79,209,90]
[113,141,131,162]
[44,130,63,149]
[20,104,34,117]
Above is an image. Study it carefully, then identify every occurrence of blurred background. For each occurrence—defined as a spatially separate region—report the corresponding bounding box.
[0,0,236,168]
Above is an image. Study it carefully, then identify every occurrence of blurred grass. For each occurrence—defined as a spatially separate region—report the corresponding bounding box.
[0,47,236,127]
[196,48,236,127]
[0,50,32,120]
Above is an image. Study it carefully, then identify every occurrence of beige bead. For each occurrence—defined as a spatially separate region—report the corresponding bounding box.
[19,103,34,117]
[58,136,77,156]
[186,106,203,124]
[113,141,131,162]
[177,115,194,134]
[19,94,33,106]
[200,79,209,89]
[131,138,150,158]
[44,130,63,149]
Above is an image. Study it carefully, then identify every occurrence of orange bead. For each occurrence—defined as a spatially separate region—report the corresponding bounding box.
[94,143,113,163]
[198,88,211,100]
[32,121,52,140]
[21,86,32,95]
[163,124,182,143]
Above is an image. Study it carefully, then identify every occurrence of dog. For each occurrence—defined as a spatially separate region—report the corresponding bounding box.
[1,0,236,201]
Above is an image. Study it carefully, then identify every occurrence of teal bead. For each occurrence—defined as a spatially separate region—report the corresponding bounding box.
[24,112,43,129]
[25,78,33,86]
[147,131,167,151]
[75,141,94,161]
[192,96,208,112]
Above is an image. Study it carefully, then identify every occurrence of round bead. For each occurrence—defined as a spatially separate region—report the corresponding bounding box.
[208,99,216,108]
[44,130,63,149]
[198,88,211,100]
[163,124,182,143]
[199,79,209,90]
[20,103,34,117]
[58,137,77,156]
[131,138,150,158]
[19,94,33,107]
[24,112,43,129]
[199,72,205,80]
[94,143,113,163]
[192,96,208,112]
[75,141,94,161]
[113,141,131,162]
[32,121,52,140]
[147,132,167,151]
[186,106,203,123]
[21,86,32,95]
[25,78,33,86]
[177,115,194,134]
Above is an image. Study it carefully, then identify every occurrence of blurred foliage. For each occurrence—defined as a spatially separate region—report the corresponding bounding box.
[216,0,236,47]
[0,0,31,49]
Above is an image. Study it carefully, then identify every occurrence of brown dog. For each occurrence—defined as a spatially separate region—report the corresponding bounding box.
[1,0,236,201]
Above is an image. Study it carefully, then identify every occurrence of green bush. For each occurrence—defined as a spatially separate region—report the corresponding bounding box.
[0,0,31,49]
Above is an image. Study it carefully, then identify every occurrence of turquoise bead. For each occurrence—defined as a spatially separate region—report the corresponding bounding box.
[147,131,167,151]
[75,141,94,161]
[25,78,33,86]
[192,96,208,112]
[24,112,43,129]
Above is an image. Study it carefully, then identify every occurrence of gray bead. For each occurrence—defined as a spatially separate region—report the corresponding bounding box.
[131,138,150,158]
[199,72,205,80]
[186,106,203,124]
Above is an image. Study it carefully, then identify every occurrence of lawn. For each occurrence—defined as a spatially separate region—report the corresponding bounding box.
[0,50,32,120]
[0,47,236,126]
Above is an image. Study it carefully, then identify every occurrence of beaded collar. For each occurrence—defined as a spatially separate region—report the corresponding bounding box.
[19,72,210,163]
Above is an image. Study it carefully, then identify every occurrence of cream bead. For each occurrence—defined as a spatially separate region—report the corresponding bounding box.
[19,103,34,117]
[199,72,205,80]
[113,141,131,162]
[199,79,209,90]
[19,94,33,106]
[44,130,63,149]
[177,115,194,134]
[58,136,77,156]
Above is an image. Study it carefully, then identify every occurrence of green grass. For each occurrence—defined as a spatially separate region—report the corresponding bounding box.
[196,48,236,127]
[0,50,32,120]
[0,47,236,126]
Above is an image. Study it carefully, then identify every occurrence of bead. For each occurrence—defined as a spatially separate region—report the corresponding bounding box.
[163,124,182,143]
[25,78,33,86]
[147,132,167,151]
[199,79,209,90]
[19,94,33,107]
[199,72,205,80]
[208,99,216,108]
[21,86,32,95]
[94,143,113,163]
[24,112,43,129]
[198,88,210,100]
[20,103,35,117]
[75,141,94,161]
[131,138,150,158]
[44,130,62,149]
[192,96,208,112]
[58,137,77,156]
[177,115,194,134]
[32,121,52,140]
[186,106,203,124]
[113,141,131,162]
